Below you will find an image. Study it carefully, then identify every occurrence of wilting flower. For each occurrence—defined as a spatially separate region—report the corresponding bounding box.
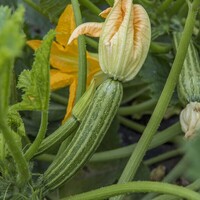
[68,0,151,82]
[27,5,100,121]
[180,102,200,139]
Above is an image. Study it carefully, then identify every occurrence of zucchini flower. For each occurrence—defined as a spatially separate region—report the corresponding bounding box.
[180,102,200,139]
[68,0,151,82]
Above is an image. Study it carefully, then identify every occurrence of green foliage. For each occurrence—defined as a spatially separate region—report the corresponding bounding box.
[139,54,171,100]
[13,30,55,111]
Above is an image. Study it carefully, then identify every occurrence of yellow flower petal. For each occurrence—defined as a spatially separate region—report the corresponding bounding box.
[50,42,79,73]
[62,79,78,122]
[50,69,75,90]
[56,4,77,47]
[68,22,103,44]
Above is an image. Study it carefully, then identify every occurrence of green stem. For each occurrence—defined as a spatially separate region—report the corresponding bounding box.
[90,122,181,162]
[144,148,183,166]
[118,116,145,133]
[118,99,157,116]
[113,2,200,199]
[153,178,200,200]
[0,122,30,187]
[79,0,102,16]
[25,111,48,160]
[72,0,87,103]
[156,0,173,15]
[85,37,99,50]
[62,181,200,200]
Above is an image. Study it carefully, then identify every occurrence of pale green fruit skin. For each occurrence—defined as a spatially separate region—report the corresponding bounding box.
[174,32,200,106]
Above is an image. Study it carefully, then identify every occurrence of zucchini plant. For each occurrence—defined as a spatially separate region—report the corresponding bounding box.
[42,0,151,192]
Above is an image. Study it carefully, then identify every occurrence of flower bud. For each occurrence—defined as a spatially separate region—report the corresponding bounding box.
[180,102,200,139]
[99,0,151,82]
[68,0,151,82]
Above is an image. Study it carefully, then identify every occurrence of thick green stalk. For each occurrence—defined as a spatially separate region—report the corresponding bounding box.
[62,181,200,200]
[118,99,157,116]
[71,0,87,102]
[113,2,200,200]
[25,111,48,160]
[79,0,102,15]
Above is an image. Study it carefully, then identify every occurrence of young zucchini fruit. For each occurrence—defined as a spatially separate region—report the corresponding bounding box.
[174,32,200,106]
[42,78,123,192]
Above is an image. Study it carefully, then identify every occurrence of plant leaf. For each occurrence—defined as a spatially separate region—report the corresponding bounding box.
[13,30,55,111]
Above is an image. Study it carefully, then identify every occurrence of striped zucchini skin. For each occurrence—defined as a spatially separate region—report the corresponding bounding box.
[36,116,79,155]
[174,32,200,106]
[42,78,123,192]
